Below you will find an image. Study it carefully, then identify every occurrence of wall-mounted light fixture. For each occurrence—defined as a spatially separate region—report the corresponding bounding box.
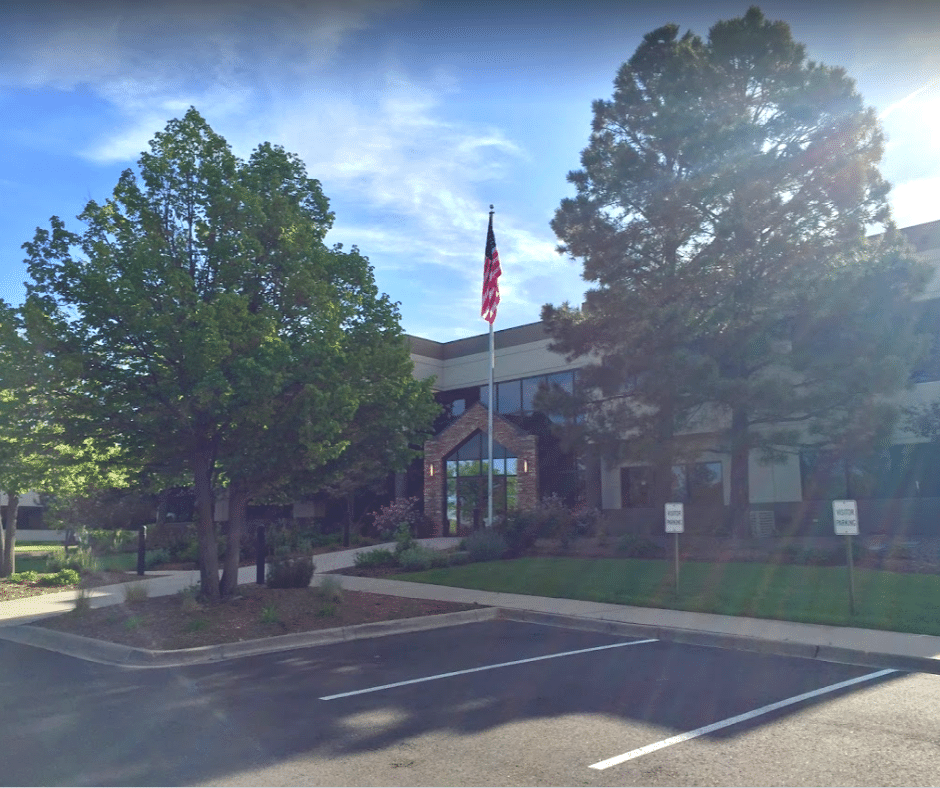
[428,464,435,477]
[523,459,529,473]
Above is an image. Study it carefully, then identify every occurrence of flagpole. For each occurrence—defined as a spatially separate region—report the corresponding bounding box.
[487,206,495,528]
[488,313,495,528]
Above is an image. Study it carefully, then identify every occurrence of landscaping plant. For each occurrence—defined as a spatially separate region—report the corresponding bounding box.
[464,529,509,563]
[266,556,315,589]
[123,582,149,603]
[353,548,397,569]
[38,568,80,586]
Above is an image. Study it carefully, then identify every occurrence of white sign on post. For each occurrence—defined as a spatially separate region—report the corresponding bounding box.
[832,500,859,536]
[665,502,684,533]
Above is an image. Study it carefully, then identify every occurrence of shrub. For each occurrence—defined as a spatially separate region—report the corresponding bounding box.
[429,551,450,569]
[393,522,416,554]
[317,603,337,617]
[537,494,580,547]
[38,568,81,587]
[448,550,471,566]
[615,534,662,558]
[266,556,315,588]
[464,529,508,562]
[571,500,602,536]
[145,548,171,570]
[497,509,541,556]
[887,544,918,561]
[260,520,322,561]
[397,546,437,572]
[177,583,202,612]
[8,570,39,584]
[370,497,424,541]
[317,575,344,603]
[354,548,397,569]
[168,539,199,564]
[260,605,280,624]
[123,582,149,604]
[82,528,136,554]
[44,548,99,574]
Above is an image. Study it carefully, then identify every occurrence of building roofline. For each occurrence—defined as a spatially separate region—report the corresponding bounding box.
[406,321,549,360]
[408,218,940,357]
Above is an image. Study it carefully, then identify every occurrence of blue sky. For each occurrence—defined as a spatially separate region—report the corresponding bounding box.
[2,0,940,340]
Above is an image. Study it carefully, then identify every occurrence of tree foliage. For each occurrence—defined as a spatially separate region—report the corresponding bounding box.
[0,301,133,574]
[545,7,928,532]
[23,109,435,597]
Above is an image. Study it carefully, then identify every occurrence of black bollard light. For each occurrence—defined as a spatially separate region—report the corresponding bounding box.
[256,524,266,585]
[137,525,147,576]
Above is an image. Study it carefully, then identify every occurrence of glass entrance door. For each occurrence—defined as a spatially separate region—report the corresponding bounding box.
[444,432,518,534]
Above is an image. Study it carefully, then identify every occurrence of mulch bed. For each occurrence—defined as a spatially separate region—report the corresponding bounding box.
[36,584,479,651]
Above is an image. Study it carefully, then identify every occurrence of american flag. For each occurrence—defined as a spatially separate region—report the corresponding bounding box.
[482,212,501,324]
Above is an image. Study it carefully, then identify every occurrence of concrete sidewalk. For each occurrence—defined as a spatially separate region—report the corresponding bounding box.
[1,538,939,673]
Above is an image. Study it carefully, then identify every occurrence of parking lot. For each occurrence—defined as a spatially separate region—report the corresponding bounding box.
[3,618,940,785]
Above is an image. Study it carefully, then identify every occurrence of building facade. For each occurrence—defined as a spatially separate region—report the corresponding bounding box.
[408,220,940,538]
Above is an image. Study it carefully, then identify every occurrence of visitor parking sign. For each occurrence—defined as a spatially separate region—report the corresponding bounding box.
[832,500,859,536]
[665,503,684,533]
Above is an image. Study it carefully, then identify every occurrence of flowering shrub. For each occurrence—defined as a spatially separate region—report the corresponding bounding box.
[498,495,599,554]
[372,498,422,541]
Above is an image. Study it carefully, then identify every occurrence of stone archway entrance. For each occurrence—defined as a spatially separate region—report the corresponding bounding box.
[423,403,538,535]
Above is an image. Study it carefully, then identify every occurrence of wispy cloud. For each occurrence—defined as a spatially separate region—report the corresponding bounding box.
[879,85,930,121]
[2,0,582,338]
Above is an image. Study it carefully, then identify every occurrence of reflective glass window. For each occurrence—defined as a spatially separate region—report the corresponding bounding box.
[498,380,522,414]
[522,376,547,412]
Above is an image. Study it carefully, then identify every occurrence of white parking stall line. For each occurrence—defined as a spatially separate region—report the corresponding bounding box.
[589,668,897,770]
[319,638,659,701]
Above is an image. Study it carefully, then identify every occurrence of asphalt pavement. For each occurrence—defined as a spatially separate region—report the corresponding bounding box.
[2,537,939,674]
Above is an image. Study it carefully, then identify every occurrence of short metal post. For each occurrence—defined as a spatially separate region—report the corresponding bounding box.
[137,525,146,576]
[674,533,680,595]
[846,535,856,616]
[256,525,266,585]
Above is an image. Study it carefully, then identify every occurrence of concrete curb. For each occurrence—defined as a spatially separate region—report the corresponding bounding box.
[3,601,939,675]
[497,609,940,675]
[0,607,500,668]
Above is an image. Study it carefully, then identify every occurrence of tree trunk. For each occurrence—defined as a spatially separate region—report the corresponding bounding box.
[155,489,168,528]
[220,480,249,597]
[193,448,221,600]
[728,406,751,539]
[2,493,18,577]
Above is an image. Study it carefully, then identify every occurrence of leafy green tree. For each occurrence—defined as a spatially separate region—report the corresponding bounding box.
[0,303,49,575]
[905,401,940,442]
[313,338,439,550]
[0,301,133,574]
[23,109,434,598]
[546,7,928,534]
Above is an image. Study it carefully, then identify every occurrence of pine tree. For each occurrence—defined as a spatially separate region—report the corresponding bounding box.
[547,8,928,533]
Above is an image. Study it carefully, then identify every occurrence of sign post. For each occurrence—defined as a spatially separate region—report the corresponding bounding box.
[665,503,684,594]
[833,500,859,615]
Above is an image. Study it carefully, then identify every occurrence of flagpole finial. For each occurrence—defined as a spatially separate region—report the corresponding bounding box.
[489,204,494,215]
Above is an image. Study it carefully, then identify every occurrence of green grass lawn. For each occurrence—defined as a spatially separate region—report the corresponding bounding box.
[395,557,940,636]
[12,550,137,574]
[13,543,64,552]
